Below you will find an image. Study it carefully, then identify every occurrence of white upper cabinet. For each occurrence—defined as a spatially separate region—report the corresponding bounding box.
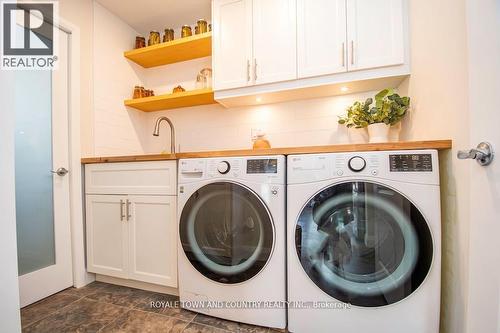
[213,0,253,90]
[213,0,409,106]
[253,0,297,85]
[297,0,347,78]
[346,0,405,71]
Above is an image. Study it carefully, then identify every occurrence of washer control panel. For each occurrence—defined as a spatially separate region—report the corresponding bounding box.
[348,156,366,172]
[333,154,380,178]
[246,158,278,174]
[179,156,285,185]
[217,161,231,174]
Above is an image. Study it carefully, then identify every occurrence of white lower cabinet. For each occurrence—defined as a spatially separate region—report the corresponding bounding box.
[128,196,177,287]
[85,161,178,288]
[86,195,129,279]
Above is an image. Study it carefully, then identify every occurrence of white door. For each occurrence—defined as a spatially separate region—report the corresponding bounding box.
[16,29,73,307]
[212,0,253,90]
[297,0,347,78]
[128,196,178,287]
[463,0,500,331]
[86,195,129,279]
[253,0,297,85]
[346,0,405,71]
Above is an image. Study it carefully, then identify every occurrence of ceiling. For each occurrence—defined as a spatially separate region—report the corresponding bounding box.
[96,0,211,34]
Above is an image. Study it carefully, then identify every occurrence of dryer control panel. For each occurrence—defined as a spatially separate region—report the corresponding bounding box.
[287,150,439,185]
[389,154,433,172]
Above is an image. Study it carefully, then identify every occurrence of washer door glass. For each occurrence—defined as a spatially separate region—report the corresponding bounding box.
[295,181,433,307]
[180,182,274,284]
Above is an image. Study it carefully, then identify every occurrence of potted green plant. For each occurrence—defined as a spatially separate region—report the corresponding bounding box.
[337,99,371,143]
[338,88,410,143]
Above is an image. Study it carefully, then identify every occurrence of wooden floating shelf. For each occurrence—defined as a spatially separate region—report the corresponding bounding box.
[124,32,212,68]
[124,88,216,112]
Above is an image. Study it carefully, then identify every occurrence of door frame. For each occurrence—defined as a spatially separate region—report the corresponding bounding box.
[53,17,93,290]
[18,15,92,306]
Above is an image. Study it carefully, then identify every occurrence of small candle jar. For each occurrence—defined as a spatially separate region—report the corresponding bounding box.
[197,19,208,34]
[148,31,160,46]
[163,29,174,42]
[181,25,192,38]
[135,36,146,49]
[133,85,142,99]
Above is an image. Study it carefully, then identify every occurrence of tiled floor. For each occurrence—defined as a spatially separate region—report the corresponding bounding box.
[21,282,278,333]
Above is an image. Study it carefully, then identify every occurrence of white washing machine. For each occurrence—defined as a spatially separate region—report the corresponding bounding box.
[177,156,286,329]
[287,150,441,333]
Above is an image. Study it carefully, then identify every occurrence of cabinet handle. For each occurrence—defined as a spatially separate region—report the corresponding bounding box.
[120,199,125,221]
[247,59,251,82]
[254,58,257,82]
[342,42,345,67]
[350,40,354,65]
[126,199,131,221]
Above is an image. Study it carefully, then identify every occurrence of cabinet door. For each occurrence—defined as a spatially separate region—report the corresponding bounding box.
[128,196,178,287]
[213,0,253,90]
[347,0,405,71]
[297,0,347,78]
[253,0,297,85]
[86,195,128,279]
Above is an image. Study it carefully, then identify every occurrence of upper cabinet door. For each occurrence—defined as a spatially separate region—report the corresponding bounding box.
[297,0,347,79]
[347,0,405,71]
[213,0,253,90]
[252,0,297,85]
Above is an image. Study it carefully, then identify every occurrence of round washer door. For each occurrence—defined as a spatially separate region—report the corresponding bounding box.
[180,182,274,284]
[295,181,433,307]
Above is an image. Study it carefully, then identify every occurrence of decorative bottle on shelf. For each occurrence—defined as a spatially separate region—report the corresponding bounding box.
[252,130,271,149]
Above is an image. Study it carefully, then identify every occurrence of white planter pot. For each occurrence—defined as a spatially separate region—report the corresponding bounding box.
[389,122,402,142]
[348,127,368,144]
[368,123,390,143]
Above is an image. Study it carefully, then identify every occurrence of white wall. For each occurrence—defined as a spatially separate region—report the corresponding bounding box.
[397,0,470,332]
[144,89,376,153]
[0,72,22,333]
[92,2,149,156]
[59,0,94,157]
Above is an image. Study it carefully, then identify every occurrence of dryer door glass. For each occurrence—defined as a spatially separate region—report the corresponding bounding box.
[295,181,433,307]
[180,182,274,284]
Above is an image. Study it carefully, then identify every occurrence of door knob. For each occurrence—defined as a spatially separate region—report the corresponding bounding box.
[457,142,494,166]
[51,167,69,176]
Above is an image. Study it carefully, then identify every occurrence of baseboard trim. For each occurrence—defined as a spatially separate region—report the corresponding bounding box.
[96,275,179,296]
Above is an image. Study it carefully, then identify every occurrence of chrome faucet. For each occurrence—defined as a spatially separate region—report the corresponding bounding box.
[153,116,176,154]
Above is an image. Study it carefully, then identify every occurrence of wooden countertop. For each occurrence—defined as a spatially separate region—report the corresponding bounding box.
[81,140,452,164]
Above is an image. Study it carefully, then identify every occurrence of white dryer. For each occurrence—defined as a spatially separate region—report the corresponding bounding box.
[287,150,441,333]
[177,156,286,329]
